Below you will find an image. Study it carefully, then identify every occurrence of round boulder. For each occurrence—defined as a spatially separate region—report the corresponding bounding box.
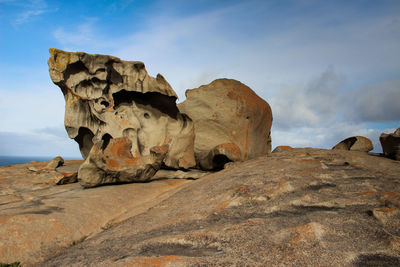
[178,79,273,170]
[332,136,373,152]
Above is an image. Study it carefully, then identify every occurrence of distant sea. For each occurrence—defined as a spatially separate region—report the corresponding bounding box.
[0,156,81,167]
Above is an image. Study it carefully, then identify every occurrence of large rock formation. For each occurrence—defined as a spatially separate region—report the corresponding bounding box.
[48,48,195,187]
[48,49,273,185]
[380,127,400,160]
[2,148,396,266]
[332,136,373,152]
[178,79,273,170]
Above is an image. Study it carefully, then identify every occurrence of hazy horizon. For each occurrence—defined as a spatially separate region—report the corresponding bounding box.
[1,0,399,157]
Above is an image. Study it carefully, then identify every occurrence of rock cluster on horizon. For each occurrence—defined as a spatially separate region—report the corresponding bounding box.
[48,48,273,187]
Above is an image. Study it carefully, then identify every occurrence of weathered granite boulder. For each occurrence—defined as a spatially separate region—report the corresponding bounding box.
[380,127,400,160]
[332,136,373,152]
[178,79,273,170]
[48,48,195,187]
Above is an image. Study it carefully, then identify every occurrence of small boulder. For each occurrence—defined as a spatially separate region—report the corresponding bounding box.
[28,156,64,172]
[332,136,373,152]
[47,156,64,169]
[380,127,400,160]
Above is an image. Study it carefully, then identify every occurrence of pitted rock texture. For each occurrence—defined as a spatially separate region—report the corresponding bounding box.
[178,79,273,170]
[48,48,195,187]
[380,127,400,160]
[37,148,400,266]
[332,136,373,152]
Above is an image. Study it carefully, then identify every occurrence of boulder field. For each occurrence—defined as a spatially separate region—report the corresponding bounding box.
[1,148,400,266]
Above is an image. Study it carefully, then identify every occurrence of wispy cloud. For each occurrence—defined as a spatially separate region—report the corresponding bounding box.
[52,17,112,52]
[10,0,53,25]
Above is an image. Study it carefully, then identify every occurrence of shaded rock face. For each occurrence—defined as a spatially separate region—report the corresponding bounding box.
[332,136,373,152]
[380,127,400,160]
[48,48,195,187]
[178,79,273,170]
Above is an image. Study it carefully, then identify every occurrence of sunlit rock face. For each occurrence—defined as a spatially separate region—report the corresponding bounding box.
[48,48,195,187]
[178,79,273,170]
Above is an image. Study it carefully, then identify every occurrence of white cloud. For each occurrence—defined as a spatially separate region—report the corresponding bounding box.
[10,0,53,25]
[269,66,346,130]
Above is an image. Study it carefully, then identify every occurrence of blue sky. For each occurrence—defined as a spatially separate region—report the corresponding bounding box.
[0,0,399,157]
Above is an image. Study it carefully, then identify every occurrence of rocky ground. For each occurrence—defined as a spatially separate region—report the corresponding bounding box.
[1,148,400,266]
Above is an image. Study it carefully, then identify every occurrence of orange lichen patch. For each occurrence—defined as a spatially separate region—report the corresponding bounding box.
[105,137,133,159]
[216,200,231,212]
[218,143,242,158]
[290,223,324,243]
[61,171,77,177]
[226,83,269,116]
[151,145,169,155]
[292,235,302,242]
[103,137,140,170]
[360,189,377,196]
[381,192,400,207]
[234,186,248,192]
[374,207,398,214]
[123,255,184,267]
[48,47,71,72]
[106,159,120,169]
[247,219,255,226]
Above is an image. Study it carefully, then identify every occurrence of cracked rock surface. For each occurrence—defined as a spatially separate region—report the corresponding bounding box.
[48,48,195,187]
